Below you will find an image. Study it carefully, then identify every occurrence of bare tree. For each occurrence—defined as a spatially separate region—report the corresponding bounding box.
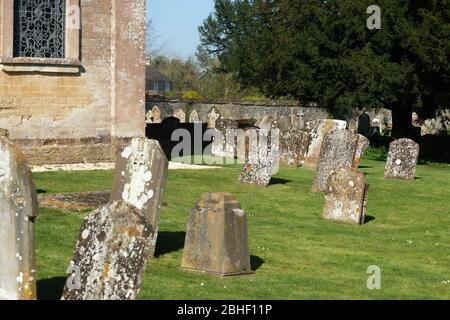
[146,18,166,62]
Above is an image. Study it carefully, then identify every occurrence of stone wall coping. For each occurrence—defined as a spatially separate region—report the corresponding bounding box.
[147,97,303,107]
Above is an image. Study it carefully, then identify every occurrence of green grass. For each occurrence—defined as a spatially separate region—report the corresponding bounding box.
[33,158,450,300]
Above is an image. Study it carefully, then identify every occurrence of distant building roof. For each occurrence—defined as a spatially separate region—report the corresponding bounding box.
[146,67,171,82]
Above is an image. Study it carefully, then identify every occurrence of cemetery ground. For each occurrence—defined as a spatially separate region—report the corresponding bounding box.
[33,153,449,300]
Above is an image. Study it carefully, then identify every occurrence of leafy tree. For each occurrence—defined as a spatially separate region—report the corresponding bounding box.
[199,0,450,137]
[149,55,200,92]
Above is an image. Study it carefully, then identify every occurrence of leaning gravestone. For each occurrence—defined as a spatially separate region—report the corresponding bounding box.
[181,193,252,277]
[304,119,347,168]
[239,129,279,186]
[323,167,369,225]
[384,139,420,181]
[353,134,370,168]
[110,138,168,256]
[0,137,38,300]
[312,130,359,193]
[61,201,154,300]
[279,129,310,167]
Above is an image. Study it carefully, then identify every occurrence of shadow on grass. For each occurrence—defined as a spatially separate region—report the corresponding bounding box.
[269,178,292,186]
[364,215,376,224]
[37,189,47,194]
[155,231,186,258]
[250,256,265,271]
[37,277,66,300]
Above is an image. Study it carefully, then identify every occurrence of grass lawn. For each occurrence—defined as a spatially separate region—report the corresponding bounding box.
[33,157,450,300]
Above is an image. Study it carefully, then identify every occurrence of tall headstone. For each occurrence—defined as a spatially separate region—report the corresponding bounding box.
[312,130,359,193]
[173,109,186,123]
[0,138,38,300]
[384,139,420,181]
[353,134,370,168]
[181,193,252,277]
[279,129,310,167]
[323,167,369,225]
[110,138,168,256]
[62,201,154,300]
[358,113,371,137]
[239,129,279,187]
[304,119,347,168]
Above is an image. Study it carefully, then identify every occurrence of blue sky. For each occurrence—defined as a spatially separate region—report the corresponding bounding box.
[147,0,215,58]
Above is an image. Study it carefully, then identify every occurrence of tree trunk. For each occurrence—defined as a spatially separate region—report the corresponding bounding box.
[391,104,413,139]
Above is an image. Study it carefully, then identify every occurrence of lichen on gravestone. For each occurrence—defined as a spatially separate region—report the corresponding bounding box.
[323,167,369,225]
[110,138,168,257]
[0,137,38,300]
[239,129,280,187]
[62,201,154,300]
[279,129,310,167]
[312,130,359,193]
[384,139,420,181]
[304,119,348,168]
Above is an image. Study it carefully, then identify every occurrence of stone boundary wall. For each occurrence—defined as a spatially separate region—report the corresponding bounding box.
[147,99,327,125]
[146,98,392,131]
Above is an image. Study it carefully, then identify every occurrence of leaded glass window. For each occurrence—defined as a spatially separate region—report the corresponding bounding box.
[13,0,66,58]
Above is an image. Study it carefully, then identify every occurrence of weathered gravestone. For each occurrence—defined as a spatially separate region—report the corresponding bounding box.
[271,115,291,132]
[110,138,168,256]
[239,129,279,186]
[62,201,154,300]
[304,119,348,168]
[353,134,370,168]
[173,109,186,123]
[312,130,359,193]
[189,110,200,123]
[212,119,239,158]
[323,167,369,225]
[181,193,252,277]
[256,116,272,131]
[0,138,38,300]
[207,108,221,129]
[384,139,420,181]
[279,129,310,167]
